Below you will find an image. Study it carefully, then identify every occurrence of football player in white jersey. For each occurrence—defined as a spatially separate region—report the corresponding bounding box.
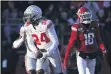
[13,5,63,74]
[13,25,50,74]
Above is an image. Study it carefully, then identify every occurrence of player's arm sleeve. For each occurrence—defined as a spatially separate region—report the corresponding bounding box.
[47,22,59,54]
[13,26,25,48]
[64,25,78,66]
[96,23,106,52]
[13,36,25,48]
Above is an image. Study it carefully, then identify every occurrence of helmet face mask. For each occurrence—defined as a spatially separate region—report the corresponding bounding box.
[23,5,42,24]
[23,14,31,23]
[77,7,92,24]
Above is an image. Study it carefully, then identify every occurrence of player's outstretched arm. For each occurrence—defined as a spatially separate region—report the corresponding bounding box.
[63,25,78,69]
[13,36,25,49]
[13,26,25,49]
[46,21,59,55]
[96,23,106,54]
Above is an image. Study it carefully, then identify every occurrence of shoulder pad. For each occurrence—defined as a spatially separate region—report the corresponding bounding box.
[41,19,48,25]
[71,23,79,31]
[47,20,54,29]
[41,19,53,29]
[41,19,52,25]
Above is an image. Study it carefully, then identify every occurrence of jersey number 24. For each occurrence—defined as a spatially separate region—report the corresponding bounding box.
[32,33,50,45]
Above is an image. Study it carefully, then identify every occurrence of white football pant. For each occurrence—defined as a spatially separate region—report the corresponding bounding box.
[76,52,96,74]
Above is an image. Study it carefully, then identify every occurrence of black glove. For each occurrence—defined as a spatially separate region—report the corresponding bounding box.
[40,49,47,52]
[36,50,43,59]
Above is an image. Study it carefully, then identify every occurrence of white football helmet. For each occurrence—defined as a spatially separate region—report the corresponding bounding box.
[23,5,42,23]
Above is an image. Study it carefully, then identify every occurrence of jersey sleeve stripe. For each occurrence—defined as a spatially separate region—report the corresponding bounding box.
[71,27,77,31]
[47,21,53,29]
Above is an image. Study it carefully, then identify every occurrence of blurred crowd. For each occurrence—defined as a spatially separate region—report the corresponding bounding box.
[1,1,111,74]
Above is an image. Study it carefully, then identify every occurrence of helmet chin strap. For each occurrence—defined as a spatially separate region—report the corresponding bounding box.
[80,18,91,24]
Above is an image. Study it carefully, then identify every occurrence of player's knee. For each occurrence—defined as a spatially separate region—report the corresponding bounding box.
[28,70,36,74]
[36,69,44,74]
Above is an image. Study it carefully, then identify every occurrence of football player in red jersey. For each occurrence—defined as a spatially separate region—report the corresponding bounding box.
[63,7,106,74]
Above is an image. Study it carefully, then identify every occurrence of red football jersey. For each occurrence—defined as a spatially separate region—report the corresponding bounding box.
[64,21,105,67]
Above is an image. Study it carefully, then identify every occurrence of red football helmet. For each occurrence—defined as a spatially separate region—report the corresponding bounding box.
[77,7,92,24]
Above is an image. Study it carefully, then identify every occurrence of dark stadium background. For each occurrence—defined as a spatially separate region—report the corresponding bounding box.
[1,1,111,74]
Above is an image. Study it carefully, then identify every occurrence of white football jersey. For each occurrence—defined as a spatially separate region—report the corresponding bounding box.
[25,20,52,49]
[13,19,59,58]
